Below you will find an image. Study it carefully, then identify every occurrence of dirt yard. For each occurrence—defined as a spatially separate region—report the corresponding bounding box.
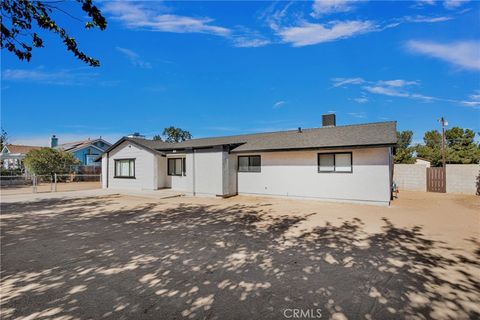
[1,191,479,320]
[0,181,101,196]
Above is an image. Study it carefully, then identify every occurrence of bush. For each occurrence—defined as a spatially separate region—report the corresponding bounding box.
[23,148,80,176]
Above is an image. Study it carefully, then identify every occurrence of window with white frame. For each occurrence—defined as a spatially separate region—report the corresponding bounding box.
[168,158,185,176]
[114,159,135,178]
[238,155,261,172]
[318,152,352,173]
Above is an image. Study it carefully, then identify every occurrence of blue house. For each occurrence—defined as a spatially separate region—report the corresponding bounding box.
[51,135,112,166]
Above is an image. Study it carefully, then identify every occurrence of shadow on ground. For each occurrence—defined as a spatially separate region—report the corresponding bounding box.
[1,196,479,320]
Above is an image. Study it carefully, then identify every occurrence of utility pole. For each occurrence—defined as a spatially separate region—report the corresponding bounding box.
[439,116,447,167]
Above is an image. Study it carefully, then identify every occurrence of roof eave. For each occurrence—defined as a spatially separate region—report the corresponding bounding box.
[231,143,397,154]
[103,137,166,156]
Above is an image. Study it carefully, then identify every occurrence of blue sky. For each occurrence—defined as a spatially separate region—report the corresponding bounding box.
[1,0,479,146]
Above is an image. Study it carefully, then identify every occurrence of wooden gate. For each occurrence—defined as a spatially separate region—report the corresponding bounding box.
[427,167,446,193]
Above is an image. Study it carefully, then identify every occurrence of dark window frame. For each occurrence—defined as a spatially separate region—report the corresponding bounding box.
[318,152,353,173]
[168,157,186,176]
[238,155,261,173]
[114,158,136,178]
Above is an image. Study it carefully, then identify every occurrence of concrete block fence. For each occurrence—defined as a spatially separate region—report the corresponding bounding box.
[394,164,479,195]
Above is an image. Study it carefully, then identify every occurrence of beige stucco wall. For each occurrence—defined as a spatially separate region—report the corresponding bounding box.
[446,164,479,195]
[236,147,391,205]
[393,164,427,192]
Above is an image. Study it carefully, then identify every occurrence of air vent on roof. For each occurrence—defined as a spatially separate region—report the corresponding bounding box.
[322,114,336,127]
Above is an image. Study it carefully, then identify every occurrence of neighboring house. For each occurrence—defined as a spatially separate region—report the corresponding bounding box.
[101,115,397,206]
[415,157,431,167]
[0,144,42,170]
[52,135,112,166]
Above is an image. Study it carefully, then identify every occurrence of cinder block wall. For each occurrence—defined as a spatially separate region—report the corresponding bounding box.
[393,164,427,192]
[446,164,480,195]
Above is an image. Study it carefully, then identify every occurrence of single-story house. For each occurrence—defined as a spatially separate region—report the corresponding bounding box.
[101,115,397,205]
[1,144,42,170]
[52,135,111,166]
[415,157,431,167]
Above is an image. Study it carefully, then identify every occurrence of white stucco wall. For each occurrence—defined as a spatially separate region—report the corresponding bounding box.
[191,149,224,196]
[227,154,238,196]
[164,154,188,191]
[101,154,108,189]
[236,147,391,205]
[107,141,159,190]
[157,156,167,189]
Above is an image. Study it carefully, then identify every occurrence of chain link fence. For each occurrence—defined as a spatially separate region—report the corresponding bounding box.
[1,174,101,195]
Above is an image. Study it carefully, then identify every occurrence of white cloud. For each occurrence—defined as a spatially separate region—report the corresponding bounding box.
[364,85,409,97]
[116,47,152,68]
[1,67,100,86]
[279,20,375,47]
[416,0,436,5]
[354,97,369,104]
[347,112,367,118]
[378,79,419,87]
[332,77,366,87]
[103,1,231,37]
[334,76,474,108]
[444,0,470,9]
[406,40,480,71]
[311,0,357,17]
[460,91,480,107]
[404,15,453,23]
[233,38,270,48]
[273,100,286,108]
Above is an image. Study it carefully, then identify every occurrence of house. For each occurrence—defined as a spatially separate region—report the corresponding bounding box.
[100,115,397,205]
[52,135,112,166]
[415,157,431,167]
[1,144,42,170]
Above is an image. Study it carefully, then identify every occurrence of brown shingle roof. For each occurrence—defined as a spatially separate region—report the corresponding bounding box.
[4,144,42,154]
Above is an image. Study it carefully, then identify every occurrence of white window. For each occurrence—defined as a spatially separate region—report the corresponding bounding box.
[168,158,185,176]
[318,153,352,173]
[238,155,261,172]
[114,159,135,178]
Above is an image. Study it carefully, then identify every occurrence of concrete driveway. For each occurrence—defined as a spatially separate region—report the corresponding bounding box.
[1,191,479,320]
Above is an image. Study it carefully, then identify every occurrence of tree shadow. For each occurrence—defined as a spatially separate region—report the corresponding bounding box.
[1,196,479,319]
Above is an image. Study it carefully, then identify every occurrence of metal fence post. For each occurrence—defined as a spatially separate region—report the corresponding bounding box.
[54,173,57,192]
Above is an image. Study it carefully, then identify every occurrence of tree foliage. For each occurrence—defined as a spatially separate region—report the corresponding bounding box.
[415,127,480,166]
[423,130,442,148]
[161,127,193,143]
[24,148,80,176]
[393,130,415,164]
[0,128,7,150]
[444,127,480,164]
[152,134,162,141]
[1,0,106,66]
[416,130,443,166]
